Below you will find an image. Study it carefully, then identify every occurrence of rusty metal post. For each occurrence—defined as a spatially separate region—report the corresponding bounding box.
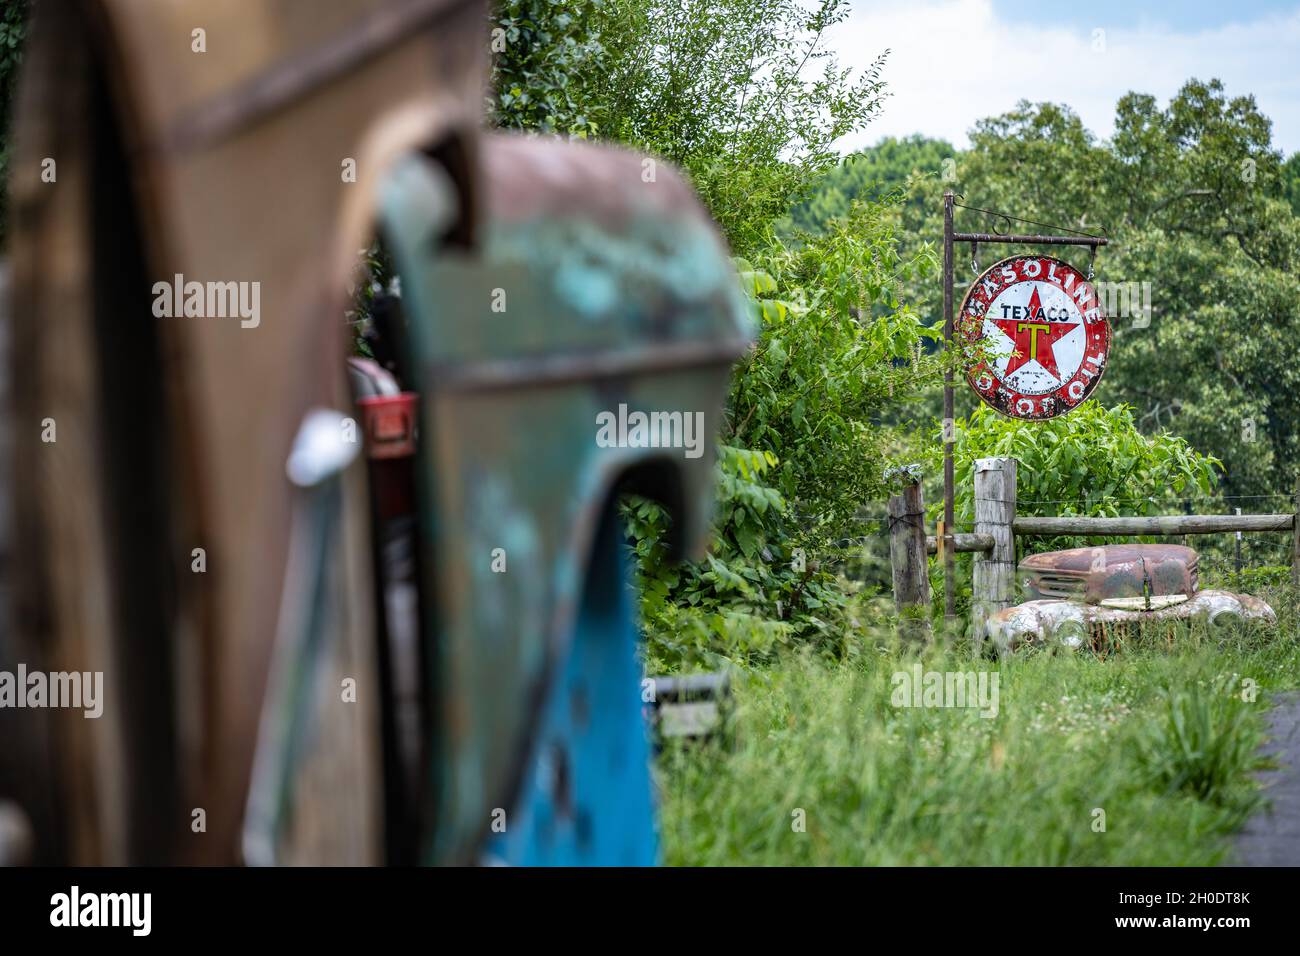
[888,480,932,640]
[942,190,956,636]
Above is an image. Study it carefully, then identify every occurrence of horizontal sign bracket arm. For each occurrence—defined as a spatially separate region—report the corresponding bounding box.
[951,232,1109,247]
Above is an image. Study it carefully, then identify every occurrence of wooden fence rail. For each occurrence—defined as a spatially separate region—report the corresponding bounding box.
[886,456,1300,642]
[924,533,993,554]
[1013,514,1294,536]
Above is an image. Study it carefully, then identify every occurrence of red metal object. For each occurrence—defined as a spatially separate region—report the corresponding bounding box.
[959,254,1110,419]
[357,393,418,459]
[1020,543,1197,604]
[356,393,418,522]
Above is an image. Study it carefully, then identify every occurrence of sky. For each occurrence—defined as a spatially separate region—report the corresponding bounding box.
[827,0,1300,155]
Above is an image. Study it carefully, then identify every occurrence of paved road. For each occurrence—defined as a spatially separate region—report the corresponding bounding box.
[1234,693,1300,865]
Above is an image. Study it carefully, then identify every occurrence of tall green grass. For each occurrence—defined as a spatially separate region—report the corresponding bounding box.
[656,589,1300,865]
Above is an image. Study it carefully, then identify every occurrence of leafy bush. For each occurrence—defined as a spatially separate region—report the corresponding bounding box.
[631,193,940,668]
[943,400,1221,553]
[730,198,939,550]
[489,0,607,137]
[1217,564,1293,594]
[625,446,800,671]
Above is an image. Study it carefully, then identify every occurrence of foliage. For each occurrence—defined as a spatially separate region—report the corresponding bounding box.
[489,0,888,255]
[345,240,397,358]
[781,134,958,235]
[945,400,1221,538]
[954,82,1300,503]
[624,446,805,671]
[780,135,964,370]
[632,191,941,669]
[792,84,1300,514]
[489,0,607,137]
[1216,563,1293,594]
[731,197,940,544]
[0,0,31,245]
[1284,151,1300,216]
[593,0,886,254]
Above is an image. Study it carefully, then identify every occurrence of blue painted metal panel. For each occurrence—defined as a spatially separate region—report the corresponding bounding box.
[485,505,657,866]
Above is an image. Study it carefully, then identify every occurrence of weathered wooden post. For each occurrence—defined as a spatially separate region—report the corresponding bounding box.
[888,477,932,639]
[972,457,1017,650]
[1292,477,1300,589]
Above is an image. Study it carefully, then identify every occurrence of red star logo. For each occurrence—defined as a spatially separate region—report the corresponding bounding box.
[992,287,1074,380]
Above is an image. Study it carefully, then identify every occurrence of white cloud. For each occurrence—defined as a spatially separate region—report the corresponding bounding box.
[828,0,1300,154]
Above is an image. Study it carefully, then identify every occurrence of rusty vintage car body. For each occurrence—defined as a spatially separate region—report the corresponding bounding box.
[986,543,1276,654]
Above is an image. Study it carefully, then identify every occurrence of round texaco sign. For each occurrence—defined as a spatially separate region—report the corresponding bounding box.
[959,254,1110,420]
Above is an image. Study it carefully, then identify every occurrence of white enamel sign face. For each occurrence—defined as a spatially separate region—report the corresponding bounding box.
[959,254,1110,420]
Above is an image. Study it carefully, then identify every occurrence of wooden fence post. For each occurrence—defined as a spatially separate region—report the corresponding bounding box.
[888,479,932,639]
[1292,476,1299,590]
[972,457,1017,650]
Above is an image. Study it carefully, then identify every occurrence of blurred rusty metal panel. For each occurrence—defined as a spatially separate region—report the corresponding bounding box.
[5,0,489,864]
[381,136,751,864]
[165,0,473,153]
[0,259,10,641]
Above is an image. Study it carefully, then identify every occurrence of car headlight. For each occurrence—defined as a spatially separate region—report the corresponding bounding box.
[1053,619,1087,650]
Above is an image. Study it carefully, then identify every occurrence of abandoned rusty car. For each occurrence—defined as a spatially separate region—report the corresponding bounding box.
[984,543,1277,654]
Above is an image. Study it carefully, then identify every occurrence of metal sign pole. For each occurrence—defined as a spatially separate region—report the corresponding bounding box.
[942,190,956,634]
[940,195,1109,640]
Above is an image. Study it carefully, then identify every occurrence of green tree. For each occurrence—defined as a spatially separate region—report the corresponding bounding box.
[1283,151,1300,215]
[490,0,888,255]
[594,0,886,254]
[782,134,958,234]
[957,81,1299,502]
